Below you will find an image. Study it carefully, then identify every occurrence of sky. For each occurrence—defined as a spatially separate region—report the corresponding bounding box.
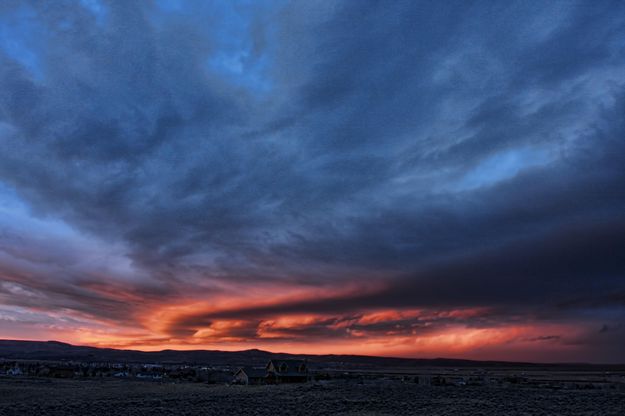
[0,1,624,363]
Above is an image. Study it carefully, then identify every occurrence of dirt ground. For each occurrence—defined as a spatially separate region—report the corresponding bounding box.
[0,378,623,416]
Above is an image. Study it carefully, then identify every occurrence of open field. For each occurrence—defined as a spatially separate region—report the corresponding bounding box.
[1,377,624,416]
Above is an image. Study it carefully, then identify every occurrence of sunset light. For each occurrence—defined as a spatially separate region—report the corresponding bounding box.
[1,0,624,367]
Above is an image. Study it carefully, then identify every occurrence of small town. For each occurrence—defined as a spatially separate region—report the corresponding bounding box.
[2,358,624,391]
[0,358,312,385]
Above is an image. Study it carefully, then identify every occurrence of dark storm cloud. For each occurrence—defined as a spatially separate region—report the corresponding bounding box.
[168,219,625,335]
[0,0,624,359]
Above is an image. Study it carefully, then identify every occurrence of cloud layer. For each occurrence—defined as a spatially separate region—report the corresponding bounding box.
[0,0,624,362]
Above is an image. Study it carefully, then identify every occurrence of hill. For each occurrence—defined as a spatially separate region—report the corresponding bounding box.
[1,340,623,370]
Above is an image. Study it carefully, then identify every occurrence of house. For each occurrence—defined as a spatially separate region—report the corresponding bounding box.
[233,367,267,385]
[266,359,309,383]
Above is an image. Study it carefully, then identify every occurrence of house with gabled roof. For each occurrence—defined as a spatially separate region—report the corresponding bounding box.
[233,367,267,385]
[266,359,309,383]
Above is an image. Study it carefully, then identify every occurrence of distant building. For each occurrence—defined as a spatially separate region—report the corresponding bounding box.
[266,359,309,383]
[233,367,267,385]
[233,360,310,385]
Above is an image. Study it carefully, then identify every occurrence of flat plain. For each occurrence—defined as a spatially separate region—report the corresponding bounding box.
[1,378,624,416]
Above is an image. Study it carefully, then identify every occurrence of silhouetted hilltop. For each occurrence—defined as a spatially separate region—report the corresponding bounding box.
[1,340,623,370]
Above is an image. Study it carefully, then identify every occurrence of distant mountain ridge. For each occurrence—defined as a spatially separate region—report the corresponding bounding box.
[1,340,622,370]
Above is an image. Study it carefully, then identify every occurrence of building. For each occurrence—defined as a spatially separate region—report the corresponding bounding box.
[233,367,267,385]
[266,359,309,383]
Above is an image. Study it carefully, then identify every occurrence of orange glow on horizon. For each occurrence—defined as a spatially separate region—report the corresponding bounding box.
[0,273,588,362]
[15,307,580,363]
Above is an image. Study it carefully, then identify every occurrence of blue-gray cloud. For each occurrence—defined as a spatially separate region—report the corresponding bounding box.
[0,0,624,360]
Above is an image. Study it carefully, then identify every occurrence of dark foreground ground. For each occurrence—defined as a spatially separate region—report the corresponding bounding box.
[1,378,624,416]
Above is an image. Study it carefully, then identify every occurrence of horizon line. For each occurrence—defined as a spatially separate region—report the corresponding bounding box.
[1,338,622,367]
